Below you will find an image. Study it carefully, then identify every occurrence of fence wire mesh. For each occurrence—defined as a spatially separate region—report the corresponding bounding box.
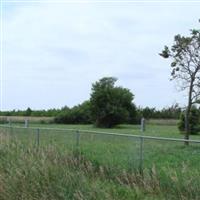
[1,125,200,173]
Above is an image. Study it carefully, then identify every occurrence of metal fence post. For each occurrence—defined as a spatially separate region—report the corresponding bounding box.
[8,118,11,127]
[36,128,40,146]
[141,117,145,132]
[25,119,29,128]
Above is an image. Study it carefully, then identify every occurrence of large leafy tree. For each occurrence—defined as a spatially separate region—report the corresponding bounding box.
[160,23,200,144]
[90,77,135,128]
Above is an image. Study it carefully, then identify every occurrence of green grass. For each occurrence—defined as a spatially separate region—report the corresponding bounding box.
[1,123,200,199]
[6,122,200,139]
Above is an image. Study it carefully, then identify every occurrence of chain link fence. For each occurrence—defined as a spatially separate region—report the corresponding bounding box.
[1,125,200,173]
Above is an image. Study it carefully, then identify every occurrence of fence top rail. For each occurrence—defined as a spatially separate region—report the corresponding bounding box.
[1,124,200,144]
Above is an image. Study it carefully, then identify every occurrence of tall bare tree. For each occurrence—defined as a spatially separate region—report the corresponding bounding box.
[160,23,200,145]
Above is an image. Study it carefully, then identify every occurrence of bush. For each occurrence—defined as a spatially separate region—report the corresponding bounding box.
[54,101,92,124]
[178,107,200,135]
[90,77,135,128]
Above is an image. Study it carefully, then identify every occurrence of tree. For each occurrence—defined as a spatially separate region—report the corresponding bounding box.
[189,107,200,134]
[25,107,32,116]
[141,107,156,119]
[90,77,135,128]
[178,106,200,135]
[160,22,200,144]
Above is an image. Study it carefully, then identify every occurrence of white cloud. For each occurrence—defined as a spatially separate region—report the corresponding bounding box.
[2,2,200,110]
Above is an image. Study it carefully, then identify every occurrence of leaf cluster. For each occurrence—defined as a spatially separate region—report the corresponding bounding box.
[90,77,135,128]
[160,25,200,105]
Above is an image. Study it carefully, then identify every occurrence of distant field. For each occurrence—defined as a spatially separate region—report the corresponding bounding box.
[0,116,179,126]
[147,119,178,126]
[7,122,195,139]
[1,123,200,199]
[0,116,54,124]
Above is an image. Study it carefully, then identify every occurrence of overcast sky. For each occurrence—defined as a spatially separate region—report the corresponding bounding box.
[1,1,200,111]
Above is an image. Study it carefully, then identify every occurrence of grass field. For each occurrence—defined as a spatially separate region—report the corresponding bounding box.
[0,116,53,124]
[1,123,200,199]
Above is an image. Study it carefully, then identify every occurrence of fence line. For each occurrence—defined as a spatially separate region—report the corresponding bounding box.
[1,124,200,173]
[1,124,200,144]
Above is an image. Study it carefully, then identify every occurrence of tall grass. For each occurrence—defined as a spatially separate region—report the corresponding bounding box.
[1,131,200,200]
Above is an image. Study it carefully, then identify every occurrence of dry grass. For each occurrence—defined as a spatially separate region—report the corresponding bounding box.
[0,116,53,124]
[147,119,178,126]
[1,136,200,200]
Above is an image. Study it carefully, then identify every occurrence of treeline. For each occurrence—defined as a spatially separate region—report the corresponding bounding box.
[0,103,191,124]
[137,104,182,119]
[0,107,62,117]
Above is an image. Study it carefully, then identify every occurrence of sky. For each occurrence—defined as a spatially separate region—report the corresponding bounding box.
[1,0,200,111]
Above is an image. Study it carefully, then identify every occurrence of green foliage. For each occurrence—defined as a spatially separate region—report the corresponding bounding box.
[178,107,200,135]
[178,112,185,132]
[159,27,200,90]
[90,77,135,128]
[0,108,63,117]
[0,103,186,127]
[160,29,200,82]
[160,21,200,142]
[25,107,32,116]
[140,107,156,119]
[137,104,182,120]
[54,101,92,124]
[190,108,200,134]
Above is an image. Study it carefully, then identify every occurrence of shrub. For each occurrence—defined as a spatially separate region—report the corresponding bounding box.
[90,77,135,128]
[178,107,200,135]
[54,101,92,124]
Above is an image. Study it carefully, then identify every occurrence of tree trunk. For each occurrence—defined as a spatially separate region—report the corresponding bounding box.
[184,109,190,145]
[184,79,194,145]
